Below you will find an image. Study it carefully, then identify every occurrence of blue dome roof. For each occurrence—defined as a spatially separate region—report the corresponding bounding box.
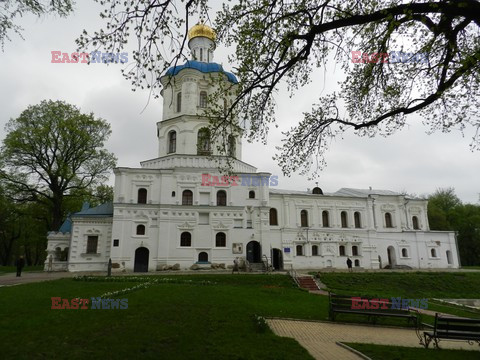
[165,60,238,84]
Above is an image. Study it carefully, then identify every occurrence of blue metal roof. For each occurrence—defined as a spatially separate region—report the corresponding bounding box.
[58,218,72,234]
[73,202,114,217]
[165,60,238,84]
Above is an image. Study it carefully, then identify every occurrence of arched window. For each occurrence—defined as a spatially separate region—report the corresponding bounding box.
[446,250,453,264]
[354,212,361,228]
[352,246,358,256]
[296,245,303,256]
[228,135,236,157]
[168,130,176,153]
[137,188,147,204]
[312,187,323,195]
[216,190,227,206]
[197,127,211,155]
[182,190,193,205]
[215,232,226,247]
[269,208,278,226]
[200,48,203,62]
[312,245,318,256]
[248,190,255,199]
[136,224,145,235]
[431,248,437,258]
[176,92,182,112]
[341,211,348,228]
[354,259,360,267]
[339,245,346,256]
[199,91,207,108]
[301,210,308,227]
[180,232,191,247]
[402,248,408,257]
[385,212,393,228]
[322,211,329,227]
[198,251,208,263]
[412,216,419,230]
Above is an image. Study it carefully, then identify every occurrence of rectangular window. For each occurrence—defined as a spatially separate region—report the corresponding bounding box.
[113,239,119,247]
[87,236,98,254]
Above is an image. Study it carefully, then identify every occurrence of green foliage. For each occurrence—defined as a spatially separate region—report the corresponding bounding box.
[78,1,480,176]
[427,188,480,265]
[0,100,117,231]
[0,0,74,50]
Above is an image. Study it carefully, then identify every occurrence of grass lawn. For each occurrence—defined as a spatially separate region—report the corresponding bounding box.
[346,343,480,360]
[318,272,480,298]
[0,274,328,359]
[0,265,44,274]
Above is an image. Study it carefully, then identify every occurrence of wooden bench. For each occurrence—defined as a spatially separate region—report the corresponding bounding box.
[423,313,480,348]
[328,292,420,326]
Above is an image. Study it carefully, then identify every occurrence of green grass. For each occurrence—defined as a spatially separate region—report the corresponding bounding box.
[0,274,328,359]
[318,272,480,298]
[0,265,44,274]
[345,343,480,360]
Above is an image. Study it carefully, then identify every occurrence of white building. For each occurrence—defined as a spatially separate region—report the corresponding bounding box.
[45,23,460,272]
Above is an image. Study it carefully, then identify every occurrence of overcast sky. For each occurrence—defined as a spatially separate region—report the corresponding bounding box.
[1,2,479,204]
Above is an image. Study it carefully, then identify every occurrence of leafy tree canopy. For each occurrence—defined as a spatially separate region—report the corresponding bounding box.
[0,100,117,231]
[0,0,74,49]
[77,0,480,176]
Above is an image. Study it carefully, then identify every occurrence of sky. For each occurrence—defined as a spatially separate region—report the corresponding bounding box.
[0,2,479,204]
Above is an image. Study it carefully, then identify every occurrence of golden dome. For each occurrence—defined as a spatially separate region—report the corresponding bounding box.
[188,23,216,42]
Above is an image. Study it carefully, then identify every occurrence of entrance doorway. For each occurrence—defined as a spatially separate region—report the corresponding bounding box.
[387,246,396,267]
[246,241,261,263]
[134,247,149,272]
[272,248,283,270]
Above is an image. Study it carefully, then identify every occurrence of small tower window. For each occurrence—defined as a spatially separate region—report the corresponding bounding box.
[176,92,182,112]
[248,191,255,199]
[354,212,361,228]
[200,48,203,62]
[228,135,236,157]
[168,130,176,153]
[199,91,207,108]
[412,216,419,230]
[197,128,211,155]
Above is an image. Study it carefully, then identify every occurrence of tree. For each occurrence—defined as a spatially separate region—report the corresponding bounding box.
[77,0,480,176]
[0,0,74,50]
[428,187,480,265]
[0,100,117,231]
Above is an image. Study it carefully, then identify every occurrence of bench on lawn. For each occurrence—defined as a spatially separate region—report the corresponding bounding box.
[328,292,420,326]
[423,313,480,348]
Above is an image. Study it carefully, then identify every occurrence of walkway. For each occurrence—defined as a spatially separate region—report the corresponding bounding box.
[0,271,77,286]
[267,319,480,360]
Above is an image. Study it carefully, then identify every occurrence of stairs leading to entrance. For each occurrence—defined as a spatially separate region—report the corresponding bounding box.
[296,276,320,291]
[249,262,265,272]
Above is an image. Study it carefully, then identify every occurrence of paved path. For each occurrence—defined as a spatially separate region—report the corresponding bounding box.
[0,271,78,286]
[267,319,480,360]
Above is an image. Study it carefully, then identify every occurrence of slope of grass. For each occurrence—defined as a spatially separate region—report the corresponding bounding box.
[318,272,480,298]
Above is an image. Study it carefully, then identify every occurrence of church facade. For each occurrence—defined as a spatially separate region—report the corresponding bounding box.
[45,24,460,272]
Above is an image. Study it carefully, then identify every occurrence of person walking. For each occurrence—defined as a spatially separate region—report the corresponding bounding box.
[346,257,353,273]
[232,257,239,274]
[15,255,25,277]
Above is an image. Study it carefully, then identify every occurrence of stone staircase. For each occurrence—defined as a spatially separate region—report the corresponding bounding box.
[296,276,320,291]
[249,262,265,272]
